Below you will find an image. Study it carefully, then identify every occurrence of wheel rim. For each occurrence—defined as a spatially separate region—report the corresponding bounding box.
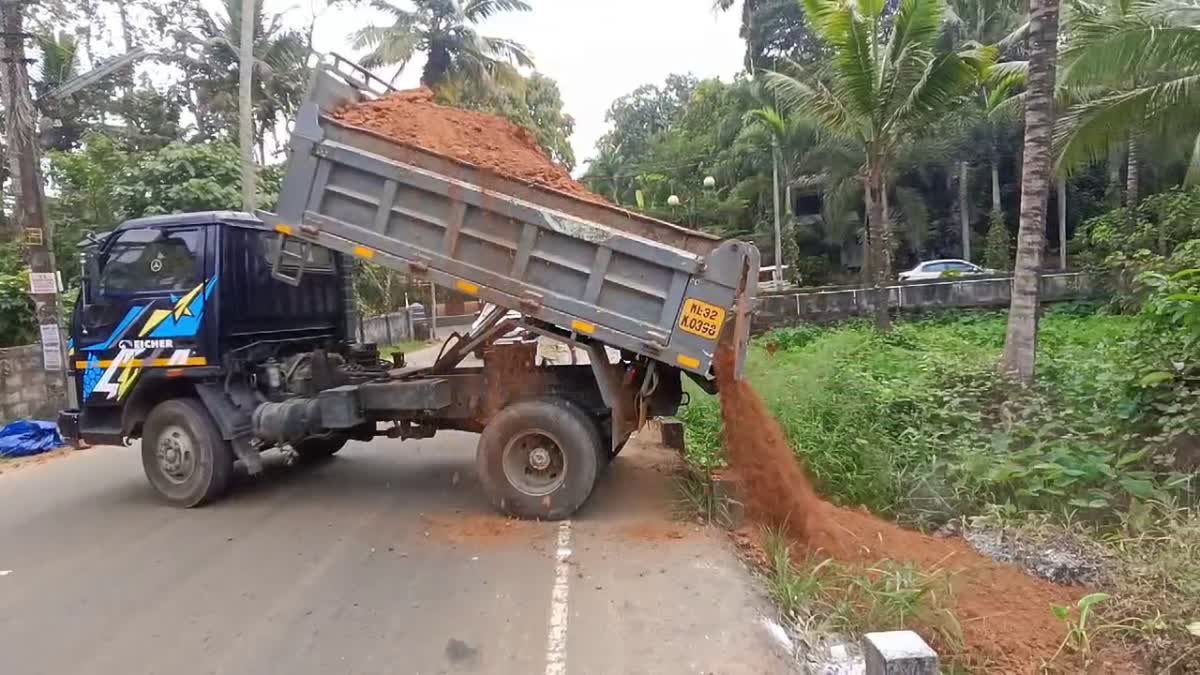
[156,424,197,485]
[501,429,567,497]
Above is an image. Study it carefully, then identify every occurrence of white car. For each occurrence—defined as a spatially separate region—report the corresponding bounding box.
[898,259,991,282]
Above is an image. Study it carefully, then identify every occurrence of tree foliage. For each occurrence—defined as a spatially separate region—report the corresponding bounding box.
[1055,0,1200,180]
[984,208,1013,270]
[352,0,533,88]
[436,72,576,168]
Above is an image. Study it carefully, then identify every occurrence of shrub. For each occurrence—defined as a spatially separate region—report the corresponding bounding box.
[983,210,1011,271]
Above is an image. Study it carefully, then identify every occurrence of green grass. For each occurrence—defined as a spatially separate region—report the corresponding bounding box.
[379,339,434,361]
[759,528,964,661]
[680,308,1193,525]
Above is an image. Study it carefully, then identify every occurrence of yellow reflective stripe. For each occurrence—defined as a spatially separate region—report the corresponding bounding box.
[274,224,294,236]
[73,357,208,369]
[353,246,376,259]
[570,320,595,335]
[676,354,701,370]
[456,280,480,295]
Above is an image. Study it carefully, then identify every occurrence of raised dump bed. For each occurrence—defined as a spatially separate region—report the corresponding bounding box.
[262,56,759,379]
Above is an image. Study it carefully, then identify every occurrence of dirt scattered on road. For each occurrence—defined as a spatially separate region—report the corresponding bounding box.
[712,344,1099,673]
[0,447,76,477]
[332,89,603,204]
[421,512,537,548]
[618,521,689,543]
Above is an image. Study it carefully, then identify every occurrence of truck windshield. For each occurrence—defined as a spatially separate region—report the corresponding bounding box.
[100,227,203,294]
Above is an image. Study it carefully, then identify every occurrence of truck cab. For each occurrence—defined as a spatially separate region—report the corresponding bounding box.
[62,211,350,441]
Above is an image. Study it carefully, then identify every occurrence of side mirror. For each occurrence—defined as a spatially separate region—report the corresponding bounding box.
[82,253,101,307]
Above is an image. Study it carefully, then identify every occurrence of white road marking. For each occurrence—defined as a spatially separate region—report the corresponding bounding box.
[544,520,572,675]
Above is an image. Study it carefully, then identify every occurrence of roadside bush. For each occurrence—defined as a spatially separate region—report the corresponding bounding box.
[681,308,1195,525]
[983,210,1011,271]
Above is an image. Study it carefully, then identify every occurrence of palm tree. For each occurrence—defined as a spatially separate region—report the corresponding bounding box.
[764,0,984,330]
[1054,0,1200,195]
[584,141,631,205]
[944,0,1027,261]
[184,0,308,155]
[1000,0,1061,381]
[352,0,534,89]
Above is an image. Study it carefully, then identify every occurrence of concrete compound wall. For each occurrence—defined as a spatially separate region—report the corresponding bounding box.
[0,344,59,423]
[357,309,416,345]
[754,272,1098,331]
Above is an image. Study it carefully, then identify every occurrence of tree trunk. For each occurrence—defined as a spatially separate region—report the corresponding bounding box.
[1125,138,1139,207]
[238,0,257,211]
[771,136,783,290]
[1105,148,1122,207]
[991,157,1002,215]
[1001,0,1060,383]
[960,161,971,261]
[1,0,67,400]
[1057,175,1067,270]
[861,188,872,286]
[866,158,891,332]
[115,0,136,50]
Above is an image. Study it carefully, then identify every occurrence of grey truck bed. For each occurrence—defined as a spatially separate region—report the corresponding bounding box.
[261,56,759,379]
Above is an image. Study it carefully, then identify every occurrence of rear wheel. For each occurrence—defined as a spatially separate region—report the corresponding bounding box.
[141,399,234,508]
[292,434,348,461]
[476,398,601,520]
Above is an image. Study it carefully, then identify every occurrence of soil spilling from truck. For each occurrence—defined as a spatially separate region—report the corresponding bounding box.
[331,89,603,204]
[712,345,1102,673]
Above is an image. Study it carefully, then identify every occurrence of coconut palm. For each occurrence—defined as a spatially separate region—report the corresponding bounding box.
[185,0,308,157]
[763,0,985,330]
[1054,0,1200,194]
[584,141,631,205]
[1001,0,1062,381]
[351,0,534,89]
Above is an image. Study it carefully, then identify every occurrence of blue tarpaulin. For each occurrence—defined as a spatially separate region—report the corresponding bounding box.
[0,420,64,458]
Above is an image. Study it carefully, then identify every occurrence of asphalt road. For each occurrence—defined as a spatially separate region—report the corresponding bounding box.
[0,432,792,675]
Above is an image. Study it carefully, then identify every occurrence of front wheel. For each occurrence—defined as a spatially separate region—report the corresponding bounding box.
[141,398,234,508]
[476,398,602,520]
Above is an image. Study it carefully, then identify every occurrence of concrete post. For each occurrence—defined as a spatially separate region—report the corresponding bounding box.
[863,631,938,675]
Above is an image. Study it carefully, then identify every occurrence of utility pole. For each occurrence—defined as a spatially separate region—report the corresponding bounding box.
[428,282,438,340]
[238,0,256,211]
[1,0,69,403]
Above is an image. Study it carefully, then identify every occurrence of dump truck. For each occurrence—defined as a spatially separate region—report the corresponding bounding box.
[57,55,760,519]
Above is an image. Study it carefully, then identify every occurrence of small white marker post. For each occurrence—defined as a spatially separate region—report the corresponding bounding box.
[863,630,938,675]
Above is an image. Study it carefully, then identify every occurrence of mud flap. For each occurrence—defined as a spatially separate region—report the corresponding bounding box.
[194,383,262,476]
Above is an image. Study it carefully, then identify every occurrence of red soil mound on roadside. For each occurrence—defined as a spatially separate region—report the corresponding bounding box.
[330,88,602,203]
[713,345,1088,673]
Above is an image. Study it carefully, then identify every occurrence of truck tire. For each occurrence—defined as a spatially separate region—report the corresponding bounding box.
[476,398,601,520]
[141,398,234,508]
[293,434,348,461]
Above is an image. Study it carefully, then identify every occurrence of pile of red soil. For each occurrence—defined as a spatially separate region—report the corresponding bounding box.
[712,346,1091,673]
[331,88,603,203]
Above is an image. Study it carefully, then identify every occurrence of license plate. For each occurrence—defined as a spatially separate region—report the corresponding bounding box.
[678,298,726,340]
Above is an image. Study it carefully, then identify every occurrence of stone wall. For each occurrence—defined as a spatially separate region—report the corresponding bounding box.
[357,309,415,345]
[0,344,59,423]
[754,272,1098,331]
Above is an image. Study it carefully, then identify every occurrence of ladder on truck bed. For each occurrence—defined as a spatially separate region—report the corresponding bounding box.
[260,54,759,381]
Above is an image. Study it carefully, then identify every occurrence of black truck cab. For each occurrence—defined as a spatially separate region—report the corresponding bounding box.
[60,211,352,449]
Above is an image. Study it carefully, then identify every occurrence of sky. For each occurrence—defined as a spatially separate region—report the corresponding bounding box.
[294,0,748,170]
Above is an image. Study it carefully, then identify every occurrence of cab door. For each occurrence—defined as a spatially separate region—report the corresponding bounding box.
[75,226,211,406]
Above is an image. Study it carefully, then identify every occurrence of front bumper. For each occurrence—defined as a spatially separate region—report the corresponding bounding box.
[57,409,81,444]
